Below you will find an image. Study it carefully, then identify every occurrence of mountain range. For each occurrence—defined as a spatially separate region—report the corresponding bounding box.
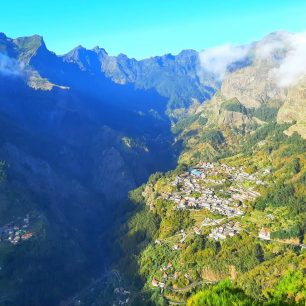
[0,30,305,305]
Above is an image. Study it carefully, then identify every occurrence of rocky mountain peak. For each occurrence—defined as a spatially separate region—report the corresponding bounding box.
[92,46,108,56]
[14,34,46,52]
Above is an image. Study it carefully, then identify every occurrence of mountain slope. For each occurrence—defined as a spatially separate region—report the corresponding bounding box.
[116,32,306,306]
[0,33,179,305]
[0,30,305,306]
[118,107,306,306]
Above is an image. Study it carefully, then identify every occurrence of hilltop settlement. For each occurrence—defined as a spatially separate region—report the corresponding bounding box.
[140,161,305,293]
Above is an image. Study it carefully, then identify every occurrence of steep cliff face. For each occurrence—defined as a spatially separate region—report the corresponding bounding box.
[189,33,306,139]
[277,79,306,138]
[0,33,178,201]
[219,33,289,109]
[220,63,285,109]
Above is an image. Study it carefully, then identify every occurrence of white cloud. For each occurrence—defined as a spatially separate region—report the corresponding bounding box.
[254,31,290,60]
[198,31,306,88]
[198,44,250,81]
[271,32,306,87]
[255,40,283,60]
[0,53,22,76]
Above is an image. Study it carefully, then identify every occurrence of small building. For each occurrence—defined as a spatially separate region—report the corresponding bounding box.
[152,278,160,287]
[172,244,180,250]
[194,227,201,235]
[173,272,180,279]
[151,278,165,288]
[21,232,33,240]
[189,168,203,177]
[258,228,271,240]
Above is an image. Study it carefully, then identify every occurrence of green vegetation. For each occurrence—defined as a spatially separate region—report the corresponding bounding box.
[187,280,256,306]
[172,114,202,134]
[221,98,248,115]
[249,104,279,122]
[201,130,225,149]
[119,105,306,305]
[221,98,279,123]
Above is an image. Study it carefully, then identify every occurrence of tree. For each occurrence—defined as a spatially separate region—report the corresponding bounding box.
[187,280,257,306]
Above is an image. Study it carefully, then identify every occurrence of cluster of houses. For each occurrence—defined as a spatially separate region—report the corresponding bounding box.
[152,278,166,290]
[166,162,262,217]
[153,163,265,253]
[208,221,241,241]
[230,187,260,202]
[169,163,261,215]
[232,169,264,186]
[152,262,193,292]
[152,262,191,290]
[169,179,245,217]
[201,218,224,227]
[0,215,33,245]
[148,163,269,290]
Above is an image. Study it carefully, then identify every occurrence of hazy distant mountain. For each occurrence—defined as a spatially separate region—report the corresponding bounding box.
[63,46,219,109]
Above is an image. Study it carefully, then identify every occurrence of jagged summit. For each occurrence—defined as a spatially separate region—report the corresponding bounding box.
[64,44,90,58]
[92,45,108,55]
[14,34,46,51]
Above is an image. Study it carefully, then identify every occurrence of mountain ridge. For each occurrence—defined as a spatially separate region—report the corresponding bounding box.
[1,32,219,109]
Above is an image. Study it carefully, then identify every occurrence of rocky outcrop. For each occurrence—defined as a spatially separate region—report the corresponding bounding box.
[277,79,306,138]
[220,63,286,109]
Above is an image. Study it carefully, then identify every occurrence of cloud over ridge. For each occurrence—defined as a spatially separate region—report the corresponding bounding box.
[198,44,250,81]
[271,31,306,87]
[198,31,306,88]
[0,53,22,76]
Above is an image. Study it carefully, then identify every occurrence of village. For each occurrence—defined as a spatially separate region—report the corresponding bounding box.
[149,162,268,290]
[165,162,262,217]
[0,214,34,245]
[208,220,241,241]
[153,162,267,253]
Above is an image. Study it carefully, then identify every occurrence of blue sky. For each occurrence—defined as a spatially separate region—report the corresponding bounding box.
[1,0,306,59]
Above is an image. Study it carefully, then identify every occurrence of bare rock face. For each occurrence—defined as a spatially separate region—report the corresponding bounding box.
[220,110,251,127]
[195,88,255,130]
[277,79,306,138]
[220,62,286,109]
[195,32,306,137]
